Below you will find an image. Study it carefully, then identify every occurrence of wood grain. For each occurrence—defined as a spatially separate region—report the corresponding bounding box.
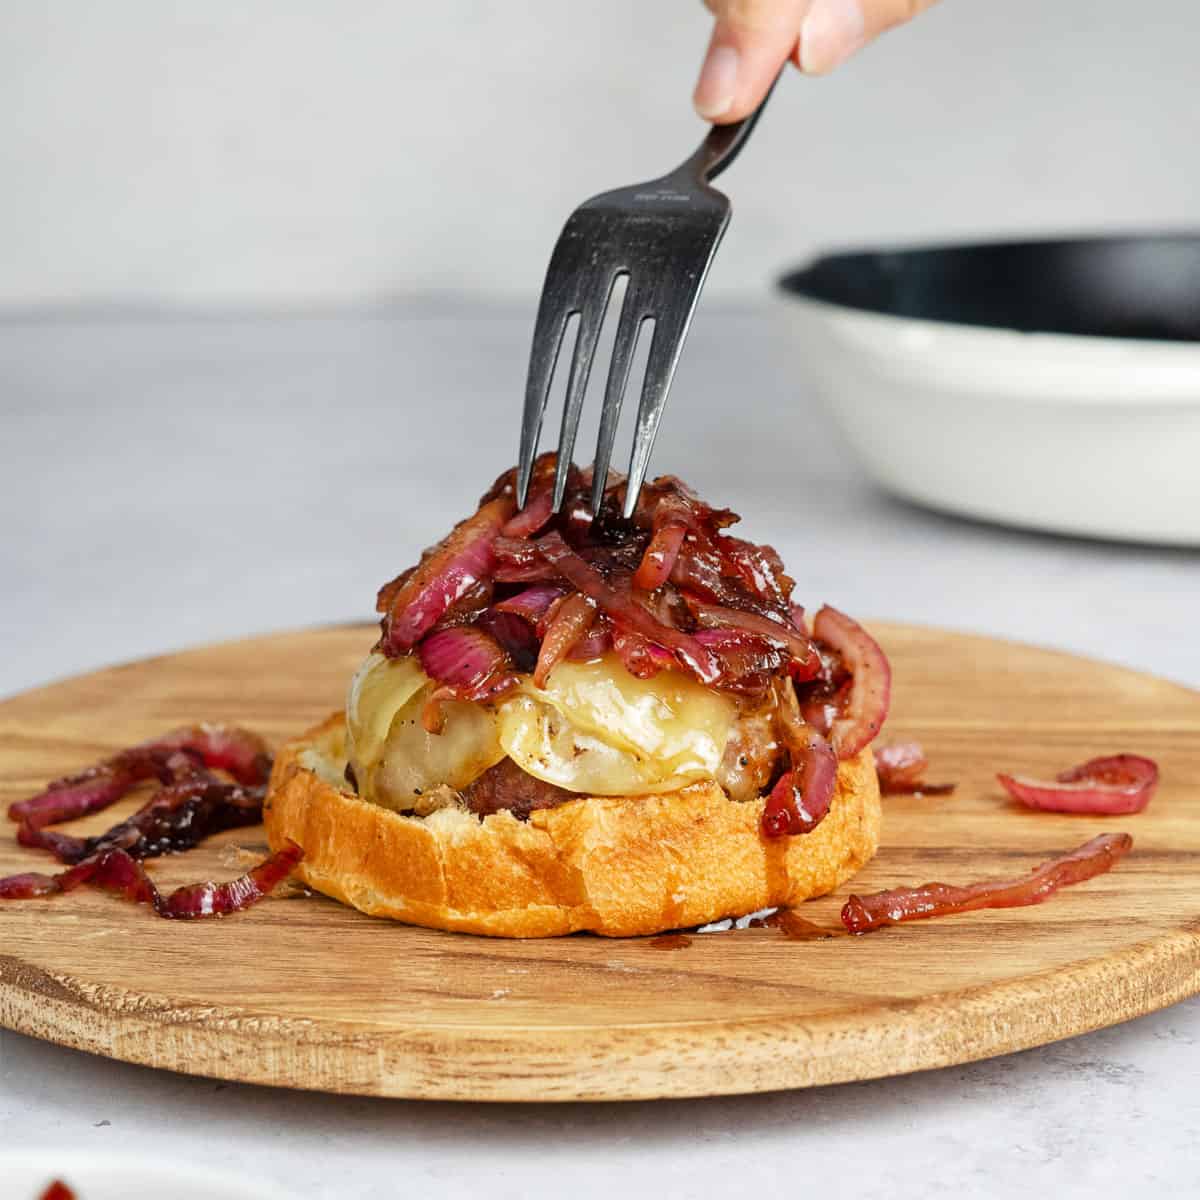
[1,624,1198,1101]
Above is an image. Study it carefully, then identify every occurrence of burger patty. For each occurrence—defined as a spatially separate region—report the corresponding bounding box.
[462,757,575,820]
[457,705,784,820]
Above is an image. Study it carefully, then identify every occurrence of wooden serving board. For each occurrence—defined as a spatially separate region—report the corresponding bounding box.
[1,624,1198,1102]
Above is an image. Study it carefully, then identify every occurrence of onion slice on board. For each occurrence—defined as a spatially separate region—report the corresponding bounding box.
[997,754,1159,814]
[874,740,957,796]
[0,839,303,919]
[841,833,1133,934]
[8,724,271,830]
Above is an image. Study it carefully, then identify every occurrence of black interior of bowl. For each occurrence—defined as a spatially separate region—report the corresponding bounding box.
[779,234,1200,341]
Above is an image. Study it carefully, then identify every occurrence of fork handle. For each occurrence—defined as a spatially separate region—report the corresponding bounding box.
[681,70,782,185]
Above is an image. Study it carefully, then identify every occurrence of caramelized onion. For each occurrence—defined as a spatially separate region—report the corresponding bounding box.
[875,741,957,796]
[693,628,786,696]
[18,774,263,863]
[1,840,302,918]
[612,629,675,679]
[762,680,838,838]
[375,461,890,726]
[1,725,304,920]
[841,833,1133,933]
[501,488,555,538]
[417,626,516,702]
[634,520,687,590]
[685,597,819,678]
[157,840,303,918]
[148,724,272,786]
[8,724,271,831]
[535,532,721,685]
[533,593,597,687]
[473,610,538,673]
[492,585,566,624]
[997,754,1159,814]
[811,606,891,758]
[566,618,613,663]
[378,496,513,655]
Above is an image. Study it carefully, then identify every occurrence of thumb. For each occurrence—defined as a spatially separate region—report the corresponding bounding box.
[693,0,813,123]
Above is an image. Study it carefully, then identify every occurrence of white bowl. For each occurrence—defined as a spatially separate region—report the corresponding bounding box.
[777,236,1200,545]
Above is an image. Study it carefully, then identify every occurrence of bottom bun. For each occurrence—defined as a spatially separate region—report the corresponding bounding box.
[264,713,882,938]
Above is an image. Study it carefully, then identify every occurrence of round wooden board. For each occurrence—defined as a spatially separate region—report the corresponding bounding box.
[1,624,1198,1102]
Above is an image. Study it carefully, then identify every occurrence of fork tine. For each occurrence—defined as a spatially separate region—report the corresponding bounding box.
[552,284,613,511]
[590,280,641,515]
[622,312,691,520]
[518,299,572,507]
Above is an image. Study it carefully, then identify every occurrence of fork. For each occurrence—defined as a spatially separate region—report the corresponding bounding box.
[516,84,778,520]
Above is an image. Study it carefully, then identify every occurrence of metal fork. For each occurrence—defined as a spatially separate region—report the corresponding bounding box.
[516,85,777,519]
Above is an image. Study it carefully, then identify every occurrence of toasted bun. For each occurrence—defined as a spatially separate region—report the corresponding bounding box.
[264,713,881,938]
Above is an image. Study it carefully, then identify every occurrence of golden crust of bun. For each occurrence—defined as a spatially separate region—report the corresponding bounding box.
[264,712,882,938]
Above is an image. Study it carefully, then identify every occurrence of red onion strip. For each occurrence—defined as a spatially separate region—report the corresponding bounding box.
[693,628,787,696]
[997,754,1159,814]
[841,833,1133,934]
[1,840,303,918]
[501,488,555,538]
[492,585,566,623]
[761,680,838,838]
[686,598,819,678]
[811,606,892,759]
[536,532,721,684]
[9,724,272,830]
[18,776,263,864]
[612,629,675,680]
[417,625,516,703]
[566,618,613,663]
[378,496,514,656]
[533,593,597,688]
[148,723,273,785]
[633,520,687,590]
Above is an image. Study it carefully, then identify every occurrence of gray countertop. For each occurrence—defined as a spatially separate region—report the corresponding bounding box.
[1,308,1198,1197]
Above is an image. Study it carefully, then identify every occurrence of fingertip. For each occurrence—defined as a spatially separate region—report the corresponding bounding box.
[692,40,740,120]
[693,31,798,123]
[694,0,810,122]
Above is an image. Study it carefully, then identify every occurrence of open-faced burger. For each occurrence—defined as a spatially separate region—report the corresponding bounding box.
[264,457,890,936]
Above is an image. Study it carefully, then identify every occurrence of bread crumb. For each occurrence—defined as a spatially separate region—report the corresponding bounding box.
[490,988,510,999]
[219,844,268,869]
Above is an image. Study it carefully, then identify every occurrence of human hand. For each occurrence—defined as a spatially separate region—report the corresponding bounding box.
[693,0,941,121]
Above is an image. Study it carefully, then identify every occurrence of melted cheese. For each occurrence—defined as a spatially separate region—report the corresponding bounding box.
[372,689,505,808]
[345,652,427,776]
[498,656,735,795]
[345,650,736,805]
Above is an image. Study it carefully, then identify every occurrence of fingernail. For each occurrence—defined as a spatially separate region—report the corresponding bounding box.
[799,0,865,74]
[693,44,740,119]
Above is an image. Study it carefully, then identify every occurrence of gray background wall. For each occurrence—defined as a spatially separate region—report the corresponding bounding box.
[2,0,1196,310]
